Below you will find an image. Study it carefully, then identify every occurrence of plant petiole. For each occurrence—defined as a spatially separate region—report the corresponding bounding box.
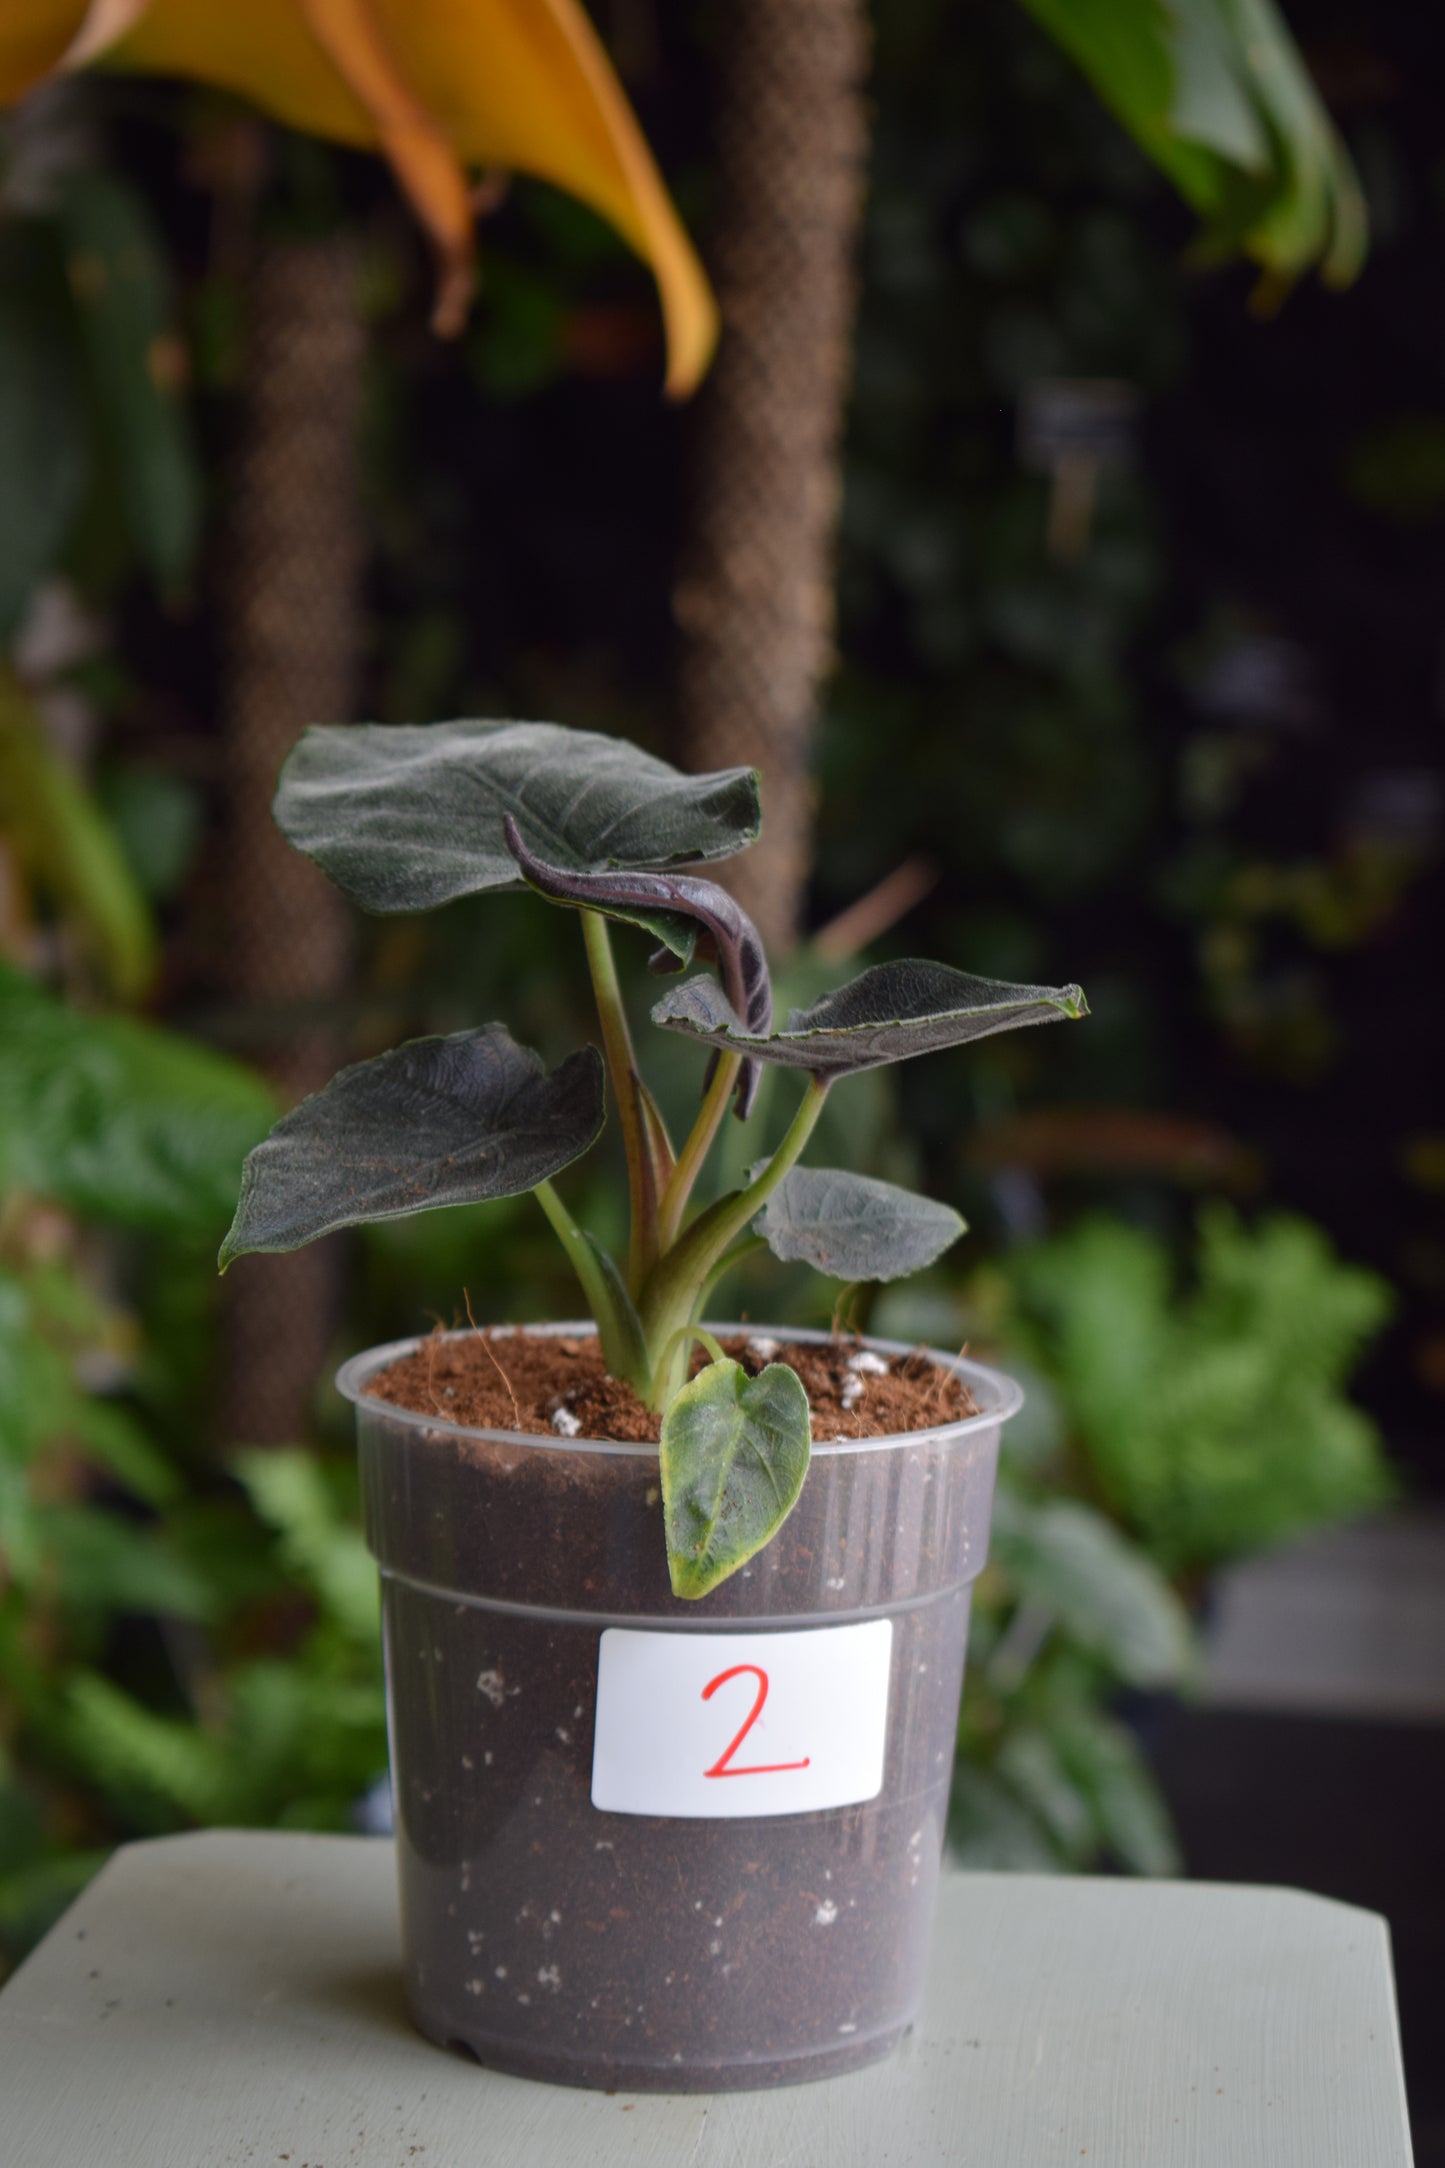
[656,1048,741,1250]
[579,909,658,1294]
[638,1072,830,1405]
[532,1178,651,1394]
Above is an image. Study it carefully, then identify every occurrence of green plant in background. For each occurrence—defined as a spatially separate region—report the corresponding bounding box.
[994,1206,1394,1574]
[0,926,385,1974]
[1017,0,1366,295]
[951,1478,1193,1874]
[221,718,1087,1597]
[930,1204,1391,1872]
[0,714,385,1973]
[0,149,200,638]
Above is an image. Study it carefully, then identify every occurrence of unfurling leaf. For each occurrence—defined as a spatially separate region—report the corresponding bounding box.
[275,720,761,915]
[756,1168,965,1282]
[503,813,773,1116]
[661,1358,811,1599]
[220,1027,603,1265]
[653,958,1087,1079]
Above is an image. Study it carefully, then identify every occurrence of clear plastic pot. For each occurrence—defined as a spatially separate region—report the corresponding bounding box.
[340,1324,1018,2092]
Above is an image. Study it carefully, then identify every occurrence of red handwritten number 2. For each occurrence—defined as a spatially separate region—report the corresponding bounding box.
[701,1664,811,1779]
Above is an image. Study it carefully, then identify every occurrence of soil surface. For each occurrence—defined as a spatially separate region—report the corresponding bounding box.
[365,1328,978,1442]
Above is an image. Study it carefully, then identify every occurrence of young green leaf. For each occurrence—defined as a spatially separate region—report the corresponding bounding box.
[755,1167,965,1281]
[660,1358,811,1599]
[274,721,761,914]
[652,959,1087,1078]
[221,1028,604,1265]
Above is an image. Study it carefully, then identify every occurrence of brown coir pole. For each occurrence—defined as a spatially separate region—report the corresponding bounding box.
[219,237,362,1446]
[674,0,870,956]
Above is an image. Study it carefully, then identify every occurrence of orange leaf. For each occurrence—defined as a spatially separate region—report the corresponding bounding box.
[298,0,476,336]
[73,0,717,392]
[0,1,87,100]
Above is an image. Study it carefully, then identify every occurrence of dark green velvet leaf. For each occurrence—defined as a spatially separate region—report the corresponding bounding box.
[661,1358,811,1599]
[756,1168,965,1281]
[274,720,761,915]
[653,958,1087,1078]
[221,1028,603,1264]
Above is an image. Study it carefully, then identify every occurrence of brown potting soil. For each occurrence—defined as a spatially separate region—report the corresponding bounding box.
[365,1326,978,1441]
[355,1328,1000,2091]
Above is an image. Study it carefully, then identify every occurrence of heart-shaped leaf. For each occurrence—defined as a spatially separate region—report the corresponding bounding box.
[221,1027,604,1265]
[652,958,1087,1078]
[661,1358,811,1599]
[756,1167,965,1281]
[275,720,761,914]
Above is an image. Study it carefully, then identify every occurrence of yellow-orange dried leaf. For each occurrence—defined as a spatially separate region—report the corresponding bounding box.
[0,0,716,391]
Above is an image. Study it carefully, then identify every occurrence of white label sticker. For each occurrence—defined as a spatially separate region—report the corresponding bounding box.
[590,1618,893,1819]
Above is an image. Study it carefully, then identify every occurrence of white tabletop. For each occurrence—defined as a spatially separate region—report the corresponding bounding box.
[0,1829,1414,2167]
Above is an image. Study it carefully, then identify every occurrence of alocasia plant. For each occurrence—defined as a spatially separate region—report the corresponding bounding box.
[222,720,1087,1595]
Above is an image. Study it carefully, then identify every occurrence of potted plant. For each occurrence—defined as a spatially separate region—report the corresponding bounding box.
[222,718,1086,2091]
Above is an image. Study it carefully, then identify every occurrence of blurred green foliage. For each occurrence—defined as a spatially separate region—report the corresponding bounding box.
[0,740,381,1976]
[870,1199,1392,1871]
[0,142,199,630]
[996,1207,1394,1572]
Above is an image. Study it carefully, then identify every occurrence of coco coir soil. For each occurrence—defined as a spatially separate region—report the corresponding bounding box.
[355,1328,1000,2091]
[365,1327,978,1442]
